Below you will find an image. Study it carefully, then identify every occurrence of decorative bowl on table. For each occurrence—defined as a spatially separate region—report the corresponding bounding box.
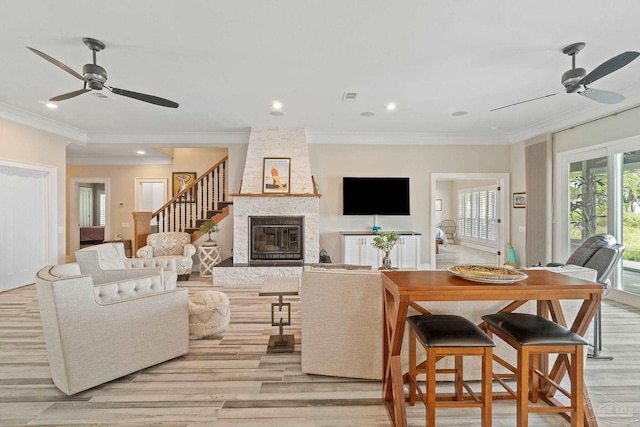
[446,265,528,284]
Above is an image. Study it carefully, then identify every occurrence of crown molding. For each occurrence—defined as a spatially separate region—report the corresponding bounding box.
[86,130,251,144]
[0,102,87,142]
[66,156,173,165]
[305,130,512,145]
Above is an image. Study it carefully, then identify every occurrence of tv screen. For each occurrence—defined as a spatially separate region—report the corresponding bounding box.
[343,177,410,215]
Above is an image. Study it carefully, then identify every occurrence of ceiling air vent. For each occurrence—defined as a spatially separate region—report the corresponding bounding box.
[342,92,358,102]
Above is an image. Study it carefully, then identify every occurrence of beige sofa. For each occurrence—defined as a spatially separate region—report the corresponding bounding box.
[300,265,596,381]
[35,263,189,395]
[76,242,178,289]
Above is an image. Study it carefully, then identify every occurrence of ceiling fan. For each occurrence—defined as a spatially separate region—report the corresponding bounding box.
[491,42,639,112]
[27,37,179,108]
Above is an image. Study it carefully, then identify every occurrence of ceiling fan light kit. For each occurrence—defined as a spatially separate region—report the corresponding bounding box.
[491,42,639,111]
[27,37,179,108]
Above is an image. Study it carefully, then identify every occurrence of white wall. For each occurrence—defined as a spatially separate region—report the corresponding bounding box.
[308,143,511,265]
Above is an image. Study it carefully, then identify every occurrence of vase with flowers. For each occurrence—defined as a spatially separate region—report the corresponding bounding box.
[371,231,400,270]
[199,219,219,245]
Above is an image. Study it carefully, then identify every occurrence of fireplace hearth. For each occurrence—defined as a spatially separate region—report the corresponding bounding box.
[250,216,304,264]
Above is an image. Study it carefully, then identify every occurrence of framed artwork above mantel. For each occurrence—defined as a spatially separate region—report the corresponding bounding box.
[263,158,290,194]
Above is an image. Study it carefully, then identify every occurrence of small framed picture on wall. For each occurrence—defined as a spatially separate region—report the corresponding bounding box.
[263,158,290,193]
[513,192,526,208]
[172,172,197,202]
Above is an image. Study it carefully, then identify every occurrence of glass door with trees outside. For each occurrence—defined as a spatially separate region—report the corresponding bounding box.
[563,146,640,296]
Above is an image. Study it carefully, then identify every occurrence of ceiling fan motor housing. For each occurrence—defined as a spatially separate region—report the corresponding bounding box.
[562,67,586,92]
[83,63,107,90]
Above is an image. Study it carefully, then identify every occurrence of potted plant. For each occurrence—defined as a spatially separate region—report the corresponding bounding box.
[199,219,219,245]
[371,231,400,270]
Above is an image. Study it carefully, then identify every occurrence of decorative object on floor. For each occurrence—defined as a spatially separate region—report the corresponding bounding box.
[199,219,219,244]
[505,242,519,268]
[262,157,290,193]
[27,37,179,108]
[446,264,528,284]
[319,248,331,263]
[371,231,399,270]
[188,290,230,340]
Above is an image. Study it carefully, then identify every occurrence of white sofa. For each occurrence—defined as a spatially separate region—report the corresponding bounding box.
[35,263,189,395]
[76,242,178,289]
[300,265,596,381]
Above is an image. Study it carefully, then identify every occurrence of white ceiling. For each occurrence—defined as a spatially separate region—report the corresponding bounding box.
[2,0,640,161]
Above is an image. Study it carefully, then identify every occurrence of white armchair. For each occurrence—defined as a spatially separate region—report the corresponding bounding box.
[35,263,189,395]
[76,242,178,289]
[137,232,196,280]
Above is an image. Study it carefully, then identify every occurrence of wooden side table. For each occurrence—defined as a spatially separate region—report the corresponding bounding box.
[259,277,299,353]
[198,244,221,277]
[104,239,132,257]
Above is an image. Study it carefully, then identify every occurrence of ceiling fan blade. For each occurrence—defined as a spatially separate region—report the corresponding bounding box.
[579,51,640,86]
[26,46,86,82]
[490,92,559,112]
[49,88,91,102]
[106,86,179,108]
[579,88,625,104]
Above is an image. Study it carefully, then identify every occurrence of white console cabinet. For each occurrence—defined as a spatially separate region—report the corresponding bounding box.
[342,232,421,270]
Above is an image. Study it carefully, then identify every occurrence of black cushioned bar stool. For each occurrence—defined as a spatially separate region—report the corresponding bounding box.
[481,313,589,427]
[407,314,495,427]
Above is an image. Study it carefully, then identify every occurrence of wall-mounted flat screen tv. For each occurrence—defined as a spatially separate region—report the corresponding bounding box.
[343,177,410,215]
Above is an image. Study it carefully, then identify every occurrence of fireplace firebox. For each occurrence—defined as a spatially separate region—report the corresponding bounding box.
[250,216,304,263]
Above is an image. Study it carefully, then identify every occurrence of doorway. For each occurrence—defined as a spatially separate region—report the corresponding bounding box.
[430,173,510,269]
[70,178,110,258]
[134,178,168,233]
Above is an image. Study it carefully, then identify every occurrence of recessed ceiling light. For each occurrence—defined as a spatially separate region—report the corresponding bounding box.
[272,101,283,110]
[270,111,284,116]
[360,112,375,117]
[452,111,468,116]
[490,126,498,131]
[385,103,397,111]
[45,102,58,109]
[136,150,146,155]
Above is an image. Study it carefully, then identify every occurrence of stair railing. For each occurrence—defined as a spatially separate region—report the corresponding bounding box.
[152,156,228,234]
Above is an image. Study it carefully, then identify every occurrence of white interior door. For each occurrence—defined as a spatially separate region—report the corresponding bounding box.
[79,187,93,227]
[0,165,47,291]
[135,178,168,231]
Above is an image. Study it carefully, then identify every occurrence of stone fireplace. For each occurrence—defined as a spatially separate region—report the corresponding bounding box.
[213,128,320,284]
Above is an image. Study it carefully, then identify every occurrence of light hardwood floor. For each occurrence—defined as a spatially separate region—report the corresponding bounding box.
[436,243,497,270]
[1,278,640,426]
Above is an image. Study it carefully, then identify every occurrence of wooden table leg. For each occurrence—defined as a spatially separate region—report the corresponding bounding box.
[383,289,409,427]
[543,296,601,427]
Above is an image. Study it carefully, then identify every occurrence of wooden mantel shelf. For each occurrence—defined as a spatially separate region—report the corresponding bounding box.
[230,193,322,198]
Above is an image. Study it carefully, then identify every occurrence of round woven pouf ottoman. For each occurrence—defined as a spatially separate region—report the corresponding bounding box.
[188,290,230,340]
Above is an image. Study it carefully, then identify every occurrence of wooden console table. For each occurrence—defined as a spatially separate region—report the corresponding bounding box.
[259,277,299,353]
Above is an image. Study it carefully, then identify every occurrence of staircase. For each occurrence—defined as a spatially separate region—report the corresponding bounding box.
[149,156,231,242]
